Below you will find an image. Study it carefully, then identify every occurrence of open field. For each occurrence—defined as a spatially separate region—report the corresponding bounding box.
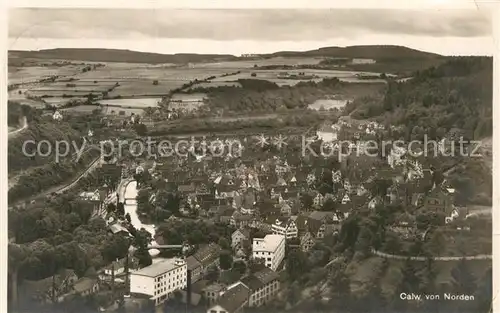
[209,68,385,86]
[43,97,87,106]
[8,65,84,84]
[103,107,144,116]
[308,99,348,110]
[170,93,207,101]
[9,59,386,104]
[99,98,162,108]
[189,81,242,89]
[61,105,99,113]
[73,63,231,80]
[193,57,323,68]
[26,90,105,97]
[107,80,182,97]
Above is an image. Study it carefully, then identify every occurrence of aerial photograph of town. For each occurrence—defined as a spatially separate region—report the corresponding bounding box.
[7,6,494,313]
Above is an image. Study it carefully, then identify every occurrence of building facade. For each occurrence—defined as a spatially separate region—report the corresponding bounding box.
[271,218,298,239]
[252,234,285,271]
[241,267,281,307]
[129,258,187,306]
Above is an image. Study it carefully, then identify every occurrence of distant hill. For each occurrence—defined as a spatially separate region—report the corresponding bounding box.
[8,45,442,65]
[263,45,442,60]
[8,48,238,64]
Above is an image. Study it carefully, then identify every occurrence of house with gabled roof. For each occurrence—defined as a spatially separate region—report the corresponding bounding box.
[230,211,253,228]
[313,192,325,209]
[232,228,251,249]
[206,282,250,313]
[271,217,298,239]
[341,193,351,204]
[307,211,336,239]
[240,267,280,307]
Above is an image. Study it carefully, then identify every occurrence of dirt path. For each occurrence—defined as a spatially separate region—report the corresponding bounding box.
[371,249,491,261]
[8,116,28,138]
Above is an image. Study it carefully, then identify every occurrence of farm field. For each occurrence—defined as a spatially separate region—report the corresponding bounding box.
[8,65,84,84]
[9,59,386,105]
[170,93,207,101]
[98,98,162,108]
[308,99,348,110]
[210,68,385,86]
[194,57,323,68]
[189,81,242,89]
[103,107,144,116]
[107,80,182,98]
[26,90,105,97]
[43,97,87,107]
[73,63,231,81]
[61,105,99,113]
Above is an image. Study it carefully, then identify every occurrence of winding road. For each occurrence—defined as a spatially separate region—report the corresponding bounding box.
[8,116,28,139]
[371,249,491,261]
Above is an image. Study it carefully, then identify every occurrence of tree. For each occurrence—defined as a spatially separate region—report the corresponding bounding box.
[206,264,220,283]
[8,244,29,310]
[233,260,247,275]
[286,249,309,282]
[106,203,116,214]
[134,123,148,136]
[286,282,301,305]
[125,213,131,223]
[370,178,392,198]
[423,228,446,257]
[355,227,373,259]
[135,248,152,268]
[218,238,230,250]
[328,261,351,309]
[219,250,233,270]
[300,192,314,210]
[101,234,130,262]
[116,202,125,216]
[451,258,476,295]
[321,198,337,212]
[382,231,402,254]
[398,258,421,295]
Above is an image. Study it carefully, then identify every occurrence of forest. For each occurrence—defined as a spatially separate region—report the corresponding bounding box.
[347,57,493,140]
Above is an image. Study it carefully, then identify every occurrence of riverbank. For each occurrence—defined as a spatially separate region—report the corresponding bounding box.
[123,180,160,256]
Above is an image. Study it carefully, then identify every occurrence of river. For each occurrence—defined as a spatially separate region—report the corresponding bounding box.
[123,180,160,257]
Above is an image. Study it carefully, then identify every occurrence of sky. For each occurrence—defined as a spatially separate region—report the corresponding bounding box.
[8,8,495,56]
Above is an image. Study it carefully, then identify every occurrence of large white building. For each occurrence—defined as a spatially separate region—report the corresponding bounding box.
[130,258,187,306]
[252,234,285,271]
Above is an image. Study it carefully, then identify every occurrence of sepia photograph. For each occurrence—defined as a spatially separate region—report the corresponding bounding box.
[6,5,495,313]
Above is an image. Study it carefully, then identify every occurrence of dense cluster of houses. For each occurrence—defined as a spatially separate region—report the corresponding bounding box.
[23,115,473,312]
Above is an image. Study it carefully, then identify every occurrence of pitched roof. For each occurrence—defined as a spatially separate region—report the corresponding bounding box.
[253,267,279,285]
[213,283,250,313]
[186,256,202,271]
[193,243,221,267]
[178,183,196,193]
[109,223,129,234]
[241,275,264,291]
[73,278,97,293]
[132,258,185,278]
[233,228,250,238]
